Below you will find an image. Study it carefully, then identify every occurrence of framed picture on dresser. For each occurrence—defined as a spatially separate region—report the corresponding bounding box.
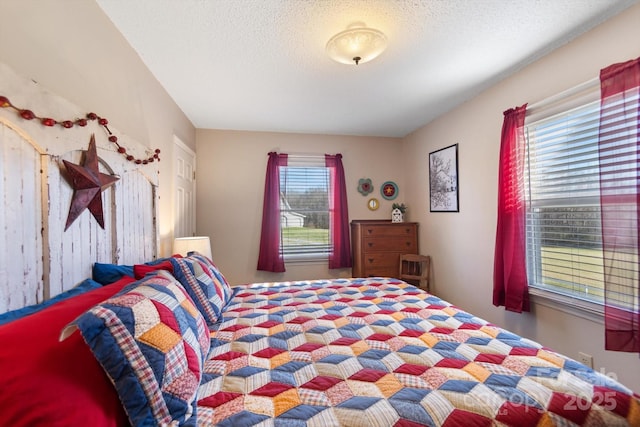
[429,144,459,212]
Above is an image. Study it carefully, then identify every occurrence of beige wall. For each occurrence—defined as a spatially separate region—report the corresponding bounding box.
[403,3,640,392]
[0,0,196,256]
[195,129,403,285]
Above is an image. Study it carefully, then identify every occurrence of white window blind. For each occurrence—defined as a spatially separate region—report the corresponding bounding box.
[598,85,640,313]
[525,85,604,303]
[525,81,639,312]
[279,157,330,259]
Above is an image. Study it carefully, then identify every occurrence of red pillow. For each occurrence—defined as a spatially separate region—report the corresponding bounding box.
[133,259,174,279]
[0,276,135,427]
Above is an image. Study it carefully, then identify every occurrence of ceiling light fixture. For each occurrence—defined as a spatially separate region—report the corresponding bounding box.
[326,22,387,65]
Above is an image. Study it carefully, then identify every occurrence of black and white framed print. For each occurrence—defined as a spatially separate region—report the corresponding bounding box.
[429,144,459,212]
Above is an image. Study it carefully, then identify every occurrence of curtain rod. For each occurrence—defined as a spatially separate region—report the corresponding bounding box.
[527,76,599,112]
[287,153,325,158]
[274,152,334,159]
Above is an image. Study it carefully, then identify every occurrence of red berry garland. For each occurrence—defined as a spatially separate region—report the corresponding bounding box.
[0,95,160,164]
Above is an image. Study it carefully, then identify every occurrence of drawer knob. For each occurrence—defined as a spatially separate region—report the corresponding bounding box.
[368,258,374,263]
[368,242,373,247]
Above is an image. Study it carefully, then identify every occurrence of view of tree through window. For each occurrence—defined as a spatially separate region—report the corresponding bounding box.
[280,166,330,257]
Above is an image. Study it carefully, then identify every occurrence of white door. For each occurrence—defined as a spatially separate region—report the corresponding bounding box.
[173,136,196,238]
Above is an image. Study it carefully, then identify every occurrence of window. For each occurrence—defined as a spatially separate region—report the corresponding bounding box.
[525,95,604,305]
[279,159,330,259]
[257,152,351,272]
[497,59,640,351]
[524,81,639,313]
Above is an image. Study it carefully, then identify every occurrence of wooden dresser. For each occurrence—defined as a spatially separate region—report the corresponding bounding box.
[351,220,419,278]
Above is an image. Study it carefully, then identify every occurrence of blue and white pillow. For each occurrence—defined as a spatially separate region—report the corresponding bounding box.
[63,270,210,426]
[169,253,233,326]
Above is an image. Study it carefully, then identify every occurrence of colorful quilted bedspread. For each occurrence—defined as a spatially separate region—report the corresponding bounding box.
[196,278,639,426]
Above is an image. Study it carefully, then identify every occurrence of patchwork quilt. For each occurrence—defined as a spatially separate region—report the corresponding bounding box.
[196,278,640,426]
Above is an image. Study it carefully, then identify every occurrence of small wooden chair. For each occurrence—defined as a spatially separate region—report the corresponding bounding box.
[399,254,431,291]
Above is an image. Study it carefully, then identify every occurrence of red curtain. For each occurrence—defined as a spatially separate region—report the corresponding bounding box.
[598,57,640,353]
[257,152,288,272]
[493,104,530,313]
[326,154,352,269]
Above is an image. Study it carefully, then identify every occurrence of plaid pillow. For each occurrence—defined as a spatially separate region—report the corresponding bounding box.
[169,253,232,326]
[188,252,232,302]
[65,270,210,426]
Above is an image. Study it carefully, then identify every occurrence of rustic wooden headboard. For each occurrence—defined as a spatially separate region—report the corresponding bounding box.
[0,65,158,314]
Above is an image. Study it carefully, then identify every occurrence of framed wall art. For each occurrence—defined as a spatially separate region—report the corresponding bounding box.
[429,144,459,212]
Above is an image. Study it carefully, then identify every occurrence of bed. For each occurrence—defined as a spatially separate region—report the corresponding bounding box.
[1,252,638,427]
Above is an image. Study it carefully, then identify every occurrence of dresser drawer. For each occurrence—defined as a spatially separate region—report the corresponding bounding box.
[363,237,416,252]
[362,252,401,269]
[362,224,416,238]
[364,265,399,278]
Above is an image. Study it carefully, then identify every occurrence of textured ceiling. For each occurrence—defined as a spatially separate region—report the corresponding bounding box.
[96,0,637,137]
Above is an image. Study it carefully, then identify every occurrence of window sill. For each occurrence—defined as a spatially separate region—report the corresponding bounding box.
[528,287,604,324]
[284,254,328,264]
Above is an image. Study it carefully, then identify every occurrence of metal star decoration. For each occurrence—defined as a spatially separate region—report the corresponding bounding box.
[63,134,119,230]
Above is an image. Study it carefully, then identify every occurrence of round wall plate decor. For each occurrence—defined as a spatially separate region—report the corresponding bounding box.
[380,181,398,200]
[357,178,373,196]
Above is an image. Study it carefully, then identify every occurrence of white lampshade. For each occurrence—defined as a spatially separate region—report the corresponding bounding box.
[326,23,387,65]
[173,236,212,260]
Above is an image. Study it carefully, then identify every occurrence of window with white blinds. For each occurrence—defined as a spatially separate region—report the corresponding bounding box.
[524,83,604,304]
[524,81,639,311]
[279,157,330,259]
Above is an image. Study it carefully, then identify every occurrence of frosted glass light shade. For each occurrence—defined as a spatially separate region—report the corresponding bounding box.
[173,236,212,259]
[326,24,387,65]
